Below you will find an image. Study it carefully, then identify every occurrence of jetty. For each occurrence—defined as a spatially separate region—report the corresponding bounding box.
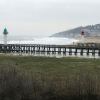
[0,43,100,57]
[0,28,100,57]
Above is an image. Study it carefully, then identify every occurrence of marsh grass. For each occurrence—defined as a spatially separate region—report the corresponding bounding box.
[0,55,100,100]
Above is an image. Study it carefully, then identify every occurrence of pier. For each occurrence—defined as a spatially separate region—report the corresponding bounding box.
[0,43,100,57]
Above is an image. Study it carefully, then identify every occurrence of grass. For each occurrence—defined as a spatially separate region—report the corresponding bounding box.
[0,55,100,75]
[0,55,100,100]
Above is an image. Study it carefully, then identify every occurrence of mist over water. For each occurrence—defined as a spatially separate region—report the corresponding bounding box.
[0,36,78,45]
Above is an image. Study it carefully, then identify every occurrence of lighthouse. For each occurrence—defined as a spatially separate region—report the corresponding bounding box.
[81,30,85,43]
[3,28,8,45]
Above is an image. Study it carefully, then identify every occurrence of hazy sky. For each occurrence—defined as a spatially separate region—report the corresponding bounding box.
[0,0,100,37]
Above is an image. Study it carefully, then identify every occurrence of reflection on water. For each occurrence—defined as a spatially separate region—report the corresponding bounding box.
[7,49,99,59]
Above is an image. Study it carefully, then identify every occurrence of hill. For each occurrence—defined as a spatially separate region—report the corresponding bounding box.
[51,24,100,38]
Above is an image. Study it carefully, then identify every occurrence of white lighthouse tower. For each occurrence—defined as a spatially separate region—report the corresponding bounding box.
[80,30,85,43]
[3,28,8,45]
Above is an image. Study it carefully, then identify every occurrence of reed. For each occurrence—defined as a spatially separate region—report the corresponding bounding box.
[0,55,100,100]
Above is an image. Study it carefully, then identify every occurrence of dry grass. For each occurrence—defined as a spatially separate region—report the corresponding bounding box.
[0,55,100,100]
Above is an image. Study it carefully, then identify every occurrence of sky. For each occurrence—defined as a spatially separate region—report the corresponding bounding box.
[0,0,100,37]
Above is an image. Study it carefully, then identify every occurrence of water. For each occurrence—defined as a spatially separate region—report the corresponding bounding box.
[0,36,100,58]
[8,50,98,59]
[0,36,78,45]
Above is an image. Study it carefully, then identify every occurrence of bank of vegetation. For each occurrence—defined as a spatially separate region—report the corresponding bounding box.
[0,55,100,100]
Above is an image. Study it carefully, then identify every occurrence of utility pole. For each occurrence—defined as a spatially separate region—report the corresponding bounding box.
[3,28,8,45]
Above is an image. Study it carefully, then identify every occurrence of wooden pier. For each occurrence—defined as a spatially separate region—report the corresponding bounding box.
[0,43,100,57]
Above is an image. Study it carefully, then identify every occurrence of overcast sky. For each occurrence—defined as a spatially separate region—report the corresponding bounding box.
[0,0,100,37]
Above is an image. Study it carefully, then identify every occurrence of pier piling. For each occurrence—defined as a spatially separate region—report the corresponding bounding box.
[0,43,100,58]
